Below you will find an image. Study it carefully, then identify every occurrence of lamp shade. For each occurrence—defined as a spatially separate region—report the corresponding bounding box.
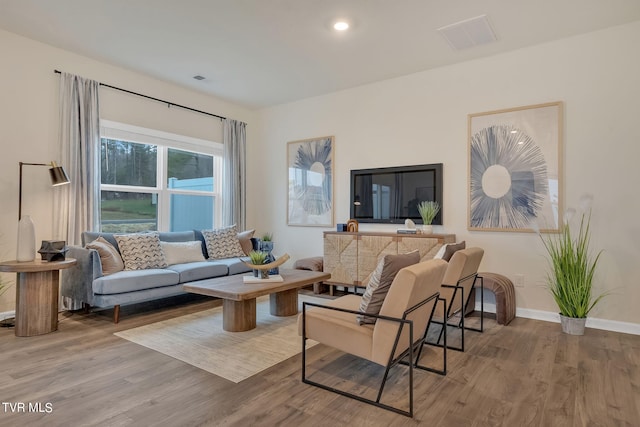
[49,165,70,186]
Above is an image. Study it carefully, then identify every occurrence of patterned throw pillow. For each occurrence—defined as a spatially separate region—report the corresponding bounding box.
[86,236,124,275]
[114,232,168,270]
[201,225,246,260]
[357,250,421,325]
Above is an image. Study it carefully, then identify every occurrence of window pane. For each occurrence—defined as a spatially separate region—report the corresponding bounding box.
[170,194,214,231]
[101,139,157,187]
[101,191,158,232]
[167,148,213,192]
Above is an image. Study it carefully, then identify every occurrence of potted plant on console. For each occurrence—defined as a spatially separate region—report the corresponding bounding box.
[417,201,440,234]
[539,198,607,335]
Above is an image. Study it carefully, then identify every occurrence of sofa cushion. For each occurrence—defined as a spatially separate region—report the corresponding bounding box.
[160,241,206,265]
[210,257,252,276]
[158,231,196,242]
[92,269,180,295]
[167,261,229,283]
[201,225,245,260]
[357,250,420,325]
[85,236,124,275]
[115,232,168,270]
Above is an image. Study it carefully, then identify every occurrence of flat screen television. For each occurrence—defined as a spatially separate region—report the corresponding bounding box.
[350,163,443,225]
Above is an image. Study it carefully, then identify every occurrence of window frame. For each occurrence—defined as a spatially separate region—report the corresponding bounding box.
[99,120,223,232]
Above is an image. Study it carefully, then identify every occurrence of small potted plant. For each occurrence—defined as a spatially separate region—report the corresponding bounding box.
[417,201,440,234]
[248,250,269,279]
[539,200,607,335]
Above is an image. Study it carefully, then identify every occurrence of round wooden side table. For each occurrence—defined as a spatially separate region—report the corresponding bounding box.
[0,258,76,337]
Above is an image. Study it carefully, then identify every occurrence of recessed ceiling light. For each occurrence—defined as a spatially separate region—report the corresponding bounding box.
[333,21,349,31]
[193,75,206,81]
[510,130,518,134]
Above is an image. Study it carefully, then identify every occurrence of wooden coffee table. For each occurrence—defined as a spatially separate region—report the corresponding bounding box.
[183,269,330,332]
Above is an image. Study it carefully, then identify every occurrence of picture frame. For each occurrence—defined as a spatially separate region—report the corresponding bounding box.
[468,101,563,232]
[287,136,334,227]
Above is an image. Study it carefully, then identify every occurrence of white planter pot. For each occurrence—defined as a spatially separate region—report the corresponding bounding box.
[559,314,586,335]
[422,224,433,234]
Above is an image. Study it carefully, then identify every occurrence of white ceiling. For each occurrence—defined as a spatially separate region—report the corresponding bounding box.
[1,0,639,109]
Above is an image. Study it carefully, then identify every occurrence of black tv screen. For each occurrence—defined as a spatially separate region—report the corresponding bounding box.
[350,163,443,225]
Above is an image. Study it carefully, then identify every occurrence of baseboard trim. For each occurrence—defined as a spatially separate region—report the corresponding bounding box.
[0,310,15,321]
[474,302,640,335]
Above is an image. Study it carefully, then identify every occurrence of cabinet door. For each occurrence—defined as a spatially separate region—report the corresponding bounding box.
[357,235,397,285]
[398,236,442,261]
[323,234,358,285]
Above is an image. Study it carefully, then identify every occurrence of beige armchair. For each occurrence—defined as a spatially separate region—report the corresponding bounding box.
[429,247,485,352]
[299,258,448,417]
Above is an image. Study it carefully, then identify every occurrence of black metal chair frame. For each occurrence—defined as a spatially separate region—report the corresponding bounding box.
[429,273,484,352]
[301,293,447,418]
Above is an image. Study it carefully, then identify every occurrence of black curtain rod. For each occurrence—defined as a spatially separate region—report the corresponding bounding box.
[54,69,226,121]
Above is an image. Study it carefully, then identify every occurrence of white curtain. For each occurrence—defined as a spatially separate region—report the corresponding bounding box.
[222,119,247,230]
[53,73,101,246]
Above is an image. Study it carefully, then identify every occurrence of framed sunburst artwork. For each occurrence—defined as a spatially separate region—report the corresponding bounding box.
[287,136,334,227]
[468,102,563,233]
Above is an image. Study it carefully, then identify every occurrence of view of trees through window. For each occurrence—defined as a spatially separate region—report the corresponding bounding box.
[100,136,216,233]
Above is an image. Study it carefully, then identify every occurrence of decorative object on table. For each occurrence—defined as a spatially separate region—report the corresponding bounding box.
[417,201,440,234]
[248,250,269,279]
[346,219,358,232]
[538,195,607,335]
[17,160,70,261]
[336,223,348,232]
[397,219,418,234]
[16,215,36,262]
[468,102,563,232]
[258,233,279,275]
[37,240,68,262]
[242,253,291,281]
[287,136,334,227]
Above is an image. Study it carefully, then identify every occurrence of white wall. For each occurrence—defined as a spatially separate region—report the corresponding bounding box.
[251,21,640,326]
[0,29,256,312]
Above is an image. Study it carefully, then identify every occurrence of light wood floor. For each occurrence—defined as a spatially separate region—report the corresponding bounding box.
[0,295,638,426]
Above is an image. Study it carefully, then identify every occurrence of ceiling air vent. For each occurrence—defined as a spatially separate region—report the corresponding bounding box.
[437,15,497,50]
[193,75,206,81]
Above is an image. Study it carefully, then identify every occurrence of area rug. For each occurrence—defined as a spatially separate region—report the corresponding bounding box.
[114,294,325,383]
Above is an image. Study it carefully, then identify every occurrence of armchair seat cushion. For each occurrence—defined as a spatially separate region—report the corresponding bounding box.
[300,295,374,362]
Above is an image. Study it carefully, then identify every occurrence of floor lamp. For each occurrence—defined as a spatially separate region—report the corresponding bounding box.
[19,161,70,221]
[1,161,71,328]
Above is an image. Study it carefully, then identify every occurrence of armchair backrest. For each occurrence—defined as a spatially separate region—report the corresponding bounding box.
[440,247,484,317]
[371,258,448,365]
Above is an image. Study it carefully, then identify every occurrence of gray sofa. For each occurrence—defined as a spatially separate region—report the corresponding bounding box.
[61,230,252,322]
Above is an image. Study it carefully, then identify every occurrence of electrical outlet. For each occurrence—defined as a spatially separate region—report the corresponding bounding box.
[514,274,525,287]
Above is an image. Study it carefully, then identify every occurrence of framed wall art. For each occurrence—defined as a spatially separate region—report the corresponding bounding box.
[468,101,563,232]
[287,136,334,227]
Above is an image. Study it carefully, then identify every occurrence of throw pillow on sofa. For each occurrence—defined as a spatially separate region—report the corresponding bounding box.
[237,229,255,256]
[357,250,421,325]
[115,232,168,270]
[201,225,246,260]
[160,241,206,265]
[434,241,466,262]
[86,236,124,275]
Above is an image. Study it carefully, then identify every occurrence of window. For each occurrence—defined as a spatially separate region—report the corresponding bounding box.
[100,121,222,233]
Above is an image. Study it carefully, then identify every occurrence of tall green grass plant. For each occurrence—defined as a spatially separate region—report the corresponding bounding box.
[540,210,606,318]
